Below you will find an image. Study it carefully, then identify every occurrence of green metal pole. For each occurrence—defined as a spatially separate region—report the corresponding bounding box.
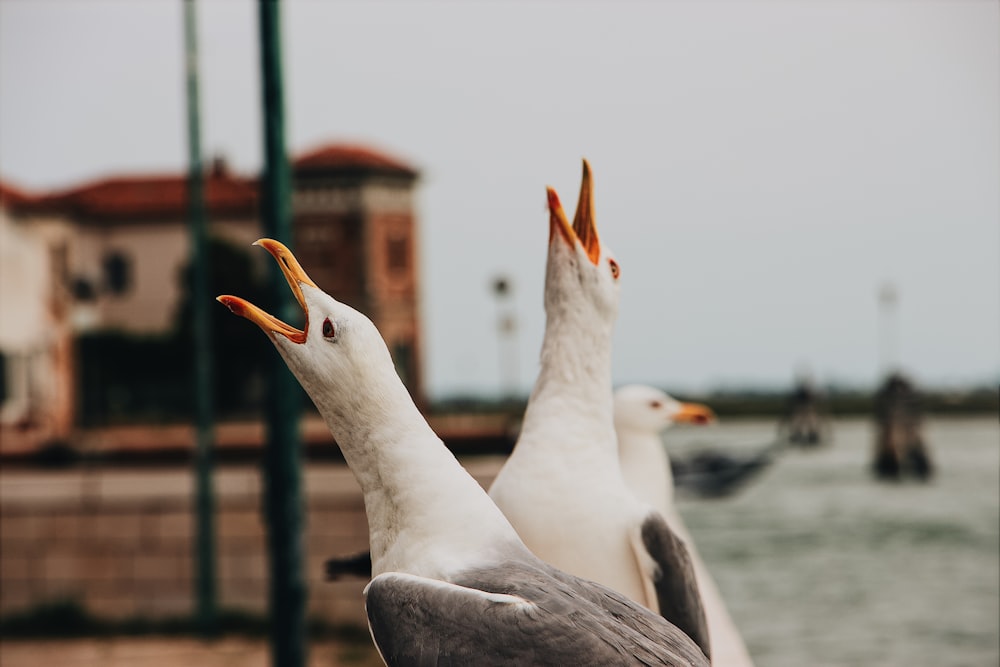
[258,1,308,665]
[183,0,217,636]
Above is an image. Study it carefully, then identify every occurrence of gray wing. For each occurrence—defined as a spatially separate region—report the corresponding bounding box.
[366,563,709,667]
[640,513,711,659]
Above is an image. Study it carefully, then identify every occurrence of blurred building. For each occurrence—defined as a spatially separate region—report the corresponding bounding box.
[0,142,423,439]
[0,182,75,440]
[291,145,422,395]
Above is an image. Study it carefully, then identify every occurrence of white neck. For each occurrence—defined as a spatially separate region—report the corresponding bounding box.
[517,300,618,466]
[616,426,674,517]
[306,364,522,579]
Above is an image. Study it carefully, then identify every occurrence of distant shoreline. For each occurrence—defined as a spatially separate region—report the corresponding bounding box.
[430,387,999,419]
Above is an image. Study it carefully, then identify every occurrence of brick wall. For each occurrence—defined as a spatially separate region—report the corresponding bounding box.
[0,460,501,628]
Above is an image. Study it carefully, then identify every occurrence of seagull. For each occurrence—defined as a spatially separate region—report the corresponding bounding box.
[487,162,710,658]
[615,385,756,667]
[613,385,716,521]
[218,239,709,666]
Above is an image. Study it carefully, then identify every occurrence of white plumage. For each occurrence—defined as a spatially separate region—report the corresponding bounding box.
[219,238,709,666]
[488,162,710,657]
[615,384,756,667]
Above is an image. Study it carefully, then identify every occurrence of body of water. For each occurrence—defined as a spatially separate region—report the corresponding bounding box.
[672,416,999,667]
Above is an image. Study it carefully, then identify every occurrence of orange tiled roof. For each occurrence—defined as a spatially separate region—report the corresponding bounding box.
[1,143,417,222]
[293,143,417,176]
[37,172,259,222]
[0,178,35,208]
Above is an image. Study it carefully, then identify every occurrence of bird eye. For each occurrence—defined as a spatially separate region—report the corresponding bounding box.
[609,259,620,279]
[649,400,662,409]
[322,318,335,338]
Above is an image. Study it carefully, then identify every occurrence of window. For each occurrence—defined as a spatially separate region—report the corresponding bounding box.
[386,236,408,273]
[71,277,97,301]
[103,252,131,295]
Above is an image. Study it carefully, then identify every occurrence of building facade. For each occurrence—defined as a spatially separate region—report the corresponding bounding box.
[0,142,423,440]
[291,145,421,396]
[0,183,75,439]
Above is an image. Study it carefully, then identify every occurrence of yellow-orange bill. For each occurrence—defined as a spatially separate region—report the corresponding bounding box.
[253,238,317,309]
[673,402,717,425]
[571,159,600,265]
[547,186,574,247]
[216,238,317,345]
[216,295,306,344]
[547,161,601,265]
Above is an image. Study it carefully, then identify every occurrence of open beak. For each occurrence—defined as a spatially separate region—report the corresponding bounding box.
[216,238,317,344]
[547,159,601,265]
[673,402,717,426]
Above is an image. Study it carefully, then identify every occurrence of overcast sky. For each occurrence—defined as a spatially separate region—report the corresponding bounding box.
[2,0,997,398]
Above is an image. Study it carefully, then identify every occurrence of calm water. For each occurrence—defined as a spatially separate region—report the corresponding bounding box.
[670,416,999,667]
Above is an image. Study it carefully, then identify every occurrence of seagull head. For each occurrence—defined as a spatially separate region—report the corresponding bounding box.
[613,385,717,434]
[544,159,621,322]
[217,239,396,414]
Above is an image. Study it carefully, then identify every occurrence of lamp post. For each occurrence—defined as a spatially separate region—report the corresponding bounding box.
[877,282,898,381]
[492,275,518,401]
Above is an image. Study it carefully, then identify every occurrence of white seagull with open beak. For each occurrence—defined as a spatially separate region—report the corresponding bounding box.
[488,162,711,659]
[218,239,709,666]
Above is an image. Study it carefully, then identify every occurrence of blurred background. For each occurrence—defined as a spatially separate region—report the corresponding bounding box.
[0,1,997,666]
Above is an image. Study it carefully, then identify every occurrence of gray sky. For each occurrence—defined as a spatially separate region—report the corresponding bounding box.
[2,0,997,398]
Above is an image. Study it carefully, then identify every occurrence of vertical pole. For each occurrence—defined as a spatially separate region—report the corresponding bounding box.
[183,0,217,636]
[258,1,307,665]
[878,282,898,381]
[492,276,518,401]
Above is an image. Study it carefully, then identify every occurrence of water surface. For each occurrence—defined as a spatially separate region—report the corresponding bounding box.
[672,417,999,667]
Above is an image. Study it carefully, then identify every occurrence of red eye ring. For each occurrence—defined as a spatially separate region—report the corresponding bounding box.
[609,259,620,279]
[322,318,335,338]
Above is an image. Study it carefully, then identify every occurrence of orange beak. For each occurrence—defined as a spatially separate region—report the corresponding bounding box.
[216,238,317,344]
[547,159,601,265]
[673,402,717,426]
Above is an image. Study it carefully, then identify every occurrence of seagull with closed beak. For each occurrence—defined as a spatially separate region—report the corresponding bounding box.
[488,162,710,659]
[615,385,755,667]
[218,239,709,666]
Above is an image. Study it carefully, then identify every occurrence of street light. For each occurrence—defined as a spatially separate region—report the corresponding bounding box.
[877,282,899,381]
[491,276,518,401]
